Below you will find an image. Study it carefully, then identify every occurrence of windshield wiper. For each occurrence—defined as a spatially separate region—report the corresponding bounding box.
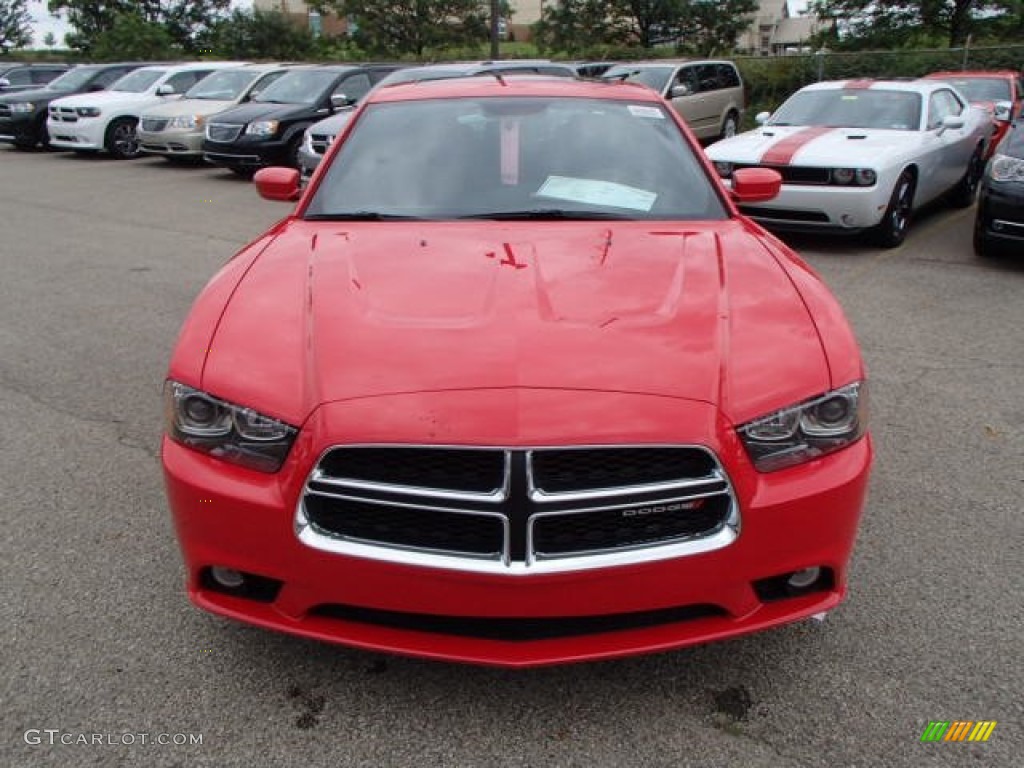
[305,212,426,221]
[458,209,634,221]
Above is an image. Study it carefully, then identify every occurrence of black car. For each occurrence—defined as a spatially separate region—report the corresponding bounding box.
[202,64,398,175]
[0,63,70,94]
[974,119,1024,257]
[0,63,145,149]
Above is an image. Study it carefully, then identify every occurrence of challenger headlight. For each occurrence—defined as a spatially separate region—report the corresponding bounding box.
[76,107,101,117]
[245,120,279,137]
[164,381,297,473]
[738,382,867,472]
[168,114,202,130]
[990,153,1024,183]
[10,102,34,113]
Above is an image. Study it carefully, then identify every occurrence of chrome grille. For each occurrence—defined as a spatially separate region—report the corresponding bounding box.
[48,106,77,123]
[310,133,332,155]
[141,117,169,132]
[206,122,242,142]
[298,446,738,574]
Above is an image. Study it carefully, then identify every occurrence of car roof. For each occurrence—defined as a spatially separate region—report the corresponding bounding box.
[604,60,734,68]
[368,76,663,105]
[925,70,1019,80]
[800,79,946,94]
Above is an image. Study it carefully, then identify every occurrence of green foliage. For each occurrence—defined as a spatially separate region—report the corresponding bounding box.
[89,11,178,60]
[49,0,231,55]
[311,1,491,57]
[205,9,314,61]
[0,0,33,53]
[43,32,58,48]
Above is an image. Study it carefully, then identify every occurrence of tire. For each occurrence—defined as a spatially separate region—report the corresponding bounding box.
[720,111,739,141]
[949,146,983,208]
[104,117,141,160]
[972,209,998,258]
[872,170,915,248]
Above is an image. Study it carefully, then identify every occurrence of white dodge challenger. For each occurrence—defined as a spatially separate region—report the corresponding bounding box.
[705,79,991,247]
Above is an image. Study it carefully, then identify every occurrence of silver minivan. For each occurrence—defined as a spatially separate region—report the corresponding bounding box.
[602,60,745,141]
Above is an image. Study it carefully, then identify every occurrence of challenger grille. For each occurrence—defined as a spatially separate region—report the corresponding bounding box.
[206,122,242,142]
[299,446,738,572]
[734,163,832,185]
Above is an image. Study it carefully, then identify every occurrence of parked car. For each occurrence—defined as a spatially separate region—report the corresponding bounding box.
[706,79,992,247]
[47,62,245,159]
[0,62,146,150]
[974,118,1024,257]
[202,64,398,176]
[0,63,70,94]
[924,70,1024,157]
[296,60,578,181]
[163,75,872,667]
[571,61,616,79]
[601,60,745,140]
[138,64,293,162]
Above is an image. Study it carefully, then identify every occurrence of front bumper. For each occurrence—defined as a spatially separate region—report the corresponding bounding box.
[139,127,204,156]
[736,183,890,234]
[202,133,290,169]
[0,112,39,144]
[47,115,106,151]
[976,179,1024,245]
[163,391,872,667]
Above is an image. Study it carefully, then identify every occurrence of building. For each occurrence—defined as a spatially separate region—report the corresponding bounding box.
[738,1,826,55]
[253,0,348,37]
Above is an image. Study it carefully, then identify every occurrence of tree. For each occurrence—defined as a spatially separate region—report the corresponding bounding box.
[534,0,631,52]
[311,1,490,57]
[43,31,57,48]
[90,11,177,60]
[680,0,757,55]
[808,0,1019,48]
[48,1,231,54]
[0,0,33,53]
[206,8,314,60]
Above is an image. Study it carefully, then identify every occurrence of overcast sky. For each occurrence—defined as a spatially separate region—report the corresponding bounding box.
[28,1,810,47]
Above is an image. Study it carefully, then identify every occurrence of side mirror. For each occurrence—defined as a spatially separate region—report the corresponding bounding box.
[247,89,260,101]
[669,84,691,99]
[755,111,771,125]
[938,114,965,133]
[993,100,1012,122]
[731,168,781,204]
[330,93,354,110]
[254,167,301,202]
[156,83,175,96]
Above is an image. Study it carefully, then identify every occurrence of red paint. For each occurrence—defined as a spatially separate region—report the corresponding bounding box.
[760,126,835,166]
[164,78,872,666]
[844,79,875,90]
[923,70,1023,157]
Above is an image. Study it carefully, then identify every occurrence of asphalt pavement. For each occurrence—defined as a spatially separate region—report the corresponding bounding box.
[1,147,1021,767]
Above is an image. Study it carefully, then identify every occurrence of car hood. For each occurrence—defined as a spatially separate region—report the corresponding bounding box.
[50,90,165,110]
[706,125,922,167]
[201,220,830,427]
[307,109,355,136]
[0,86,67,104]
[210,101,312,125]
[142,97,237,119]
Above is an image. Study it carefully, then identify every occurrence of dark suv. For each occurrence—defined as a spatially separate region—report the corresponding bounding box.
[203,64,398,175]
[0,63,145,149]
[0,64,70,94]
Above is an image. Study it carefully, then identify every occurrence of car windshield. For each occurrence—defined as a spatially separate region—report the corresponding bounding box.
[253,70,337,104]
[185,69,260,100]
[305,96,726,221]
[940,78,1011,103]
[45,66,101,92]
[769,89,923,131]
[601,66,673,94]
[111,69,166,93]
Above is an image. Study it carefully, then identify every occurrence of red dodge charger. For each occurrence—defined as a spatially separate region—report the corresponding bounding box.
[162,76,872,667]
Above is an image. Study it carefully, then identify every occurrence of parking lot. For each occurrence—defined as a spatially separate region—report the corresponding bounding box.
[1,146,1021,767]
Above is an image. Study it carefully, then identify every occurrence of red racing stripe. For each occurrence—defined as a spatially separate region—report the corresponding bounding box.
[760,126,835,166]
[845,79,874,89]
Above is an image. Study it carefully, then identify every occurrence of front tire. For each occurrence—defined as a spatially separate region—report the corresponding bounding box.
[950,146,983,208]
[872,170,915,248]
[720,111,739,141]
[105,117,141,160]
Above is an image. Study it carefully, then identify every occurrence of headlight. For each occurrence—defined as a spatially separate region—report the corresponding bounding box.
[738,382,867,472]
[854,169,876,186]
[990,153,1024,183]
[10,102,34,113]
[832,168,854,184]
[245,120,279,136]
[712,161,734,179]
[168,115,202,130]
[164,381,297,473]
[76,107,101,117]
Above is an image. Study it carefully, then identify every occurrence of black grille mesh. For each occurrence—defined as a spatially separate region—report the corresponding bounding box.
[531,447,715,493]
[319,447,505,494]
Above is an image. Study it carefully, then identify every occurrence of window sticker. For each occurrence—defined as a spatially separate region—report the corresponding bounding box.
[627,104,665,119]
[535,176,657,212]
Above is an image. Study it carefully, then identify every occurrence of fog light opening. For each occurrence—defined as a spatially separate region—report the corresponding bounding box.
[787,566,821,589]
[210,566,245,589]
